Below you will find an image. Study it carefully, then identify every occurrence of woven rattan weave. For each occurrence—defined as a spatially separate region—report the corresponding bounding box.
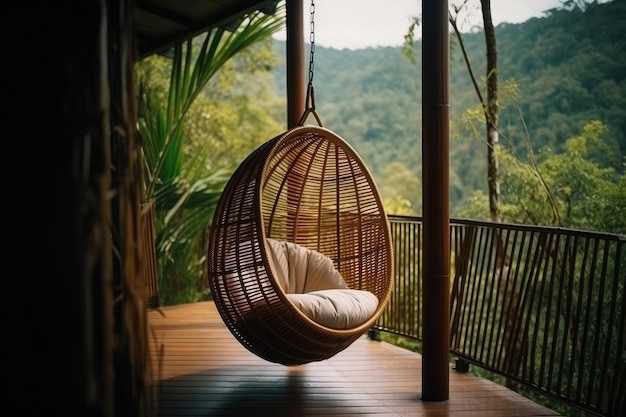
[208,125,393,365]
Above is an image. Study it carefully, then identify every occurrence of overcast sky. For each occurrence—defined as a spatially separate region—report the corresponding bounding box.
[273,0,572,49]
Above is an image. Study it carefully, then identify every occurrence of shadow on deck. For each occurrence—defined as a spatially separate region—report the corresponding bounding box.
[148,301,560,417]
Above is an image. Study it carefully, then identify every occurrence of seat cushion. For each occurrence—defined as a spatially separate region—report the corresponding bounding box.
[287,289,379,329]
[266,239,379,329]
[266,238,349,293]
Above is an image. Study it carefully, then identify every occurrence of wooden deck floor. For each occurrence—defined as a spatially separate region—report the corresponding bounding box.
[148,301,561,417]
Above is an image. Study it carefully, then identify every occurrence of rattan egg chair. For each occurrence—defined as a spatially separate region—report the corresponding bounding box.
[208,124,394,366]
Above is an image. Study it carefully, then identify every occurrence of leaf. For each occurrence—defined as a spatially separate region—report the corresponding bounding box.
[136,5,286,304]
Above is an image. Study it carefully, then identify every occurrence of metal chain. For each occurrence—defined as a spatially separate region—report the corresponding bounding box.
[307,0,315,86]
[298,0,323,126]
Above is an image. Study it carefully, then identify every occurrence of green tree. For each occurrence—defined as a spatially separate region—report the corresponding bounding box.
[184,42,285,173]
[457,119,626,235]
[448,0,501,222]
[380,161,422,215]
[499,120,626,234]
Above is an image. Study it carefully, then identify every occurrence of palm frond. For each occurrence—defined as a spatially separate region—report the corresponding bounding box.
[141,4,285,199]
[135,3,285,305]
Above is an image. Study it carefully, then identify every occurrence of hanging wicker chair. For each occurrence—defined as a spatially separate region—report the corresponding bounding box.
[208,125,394,365]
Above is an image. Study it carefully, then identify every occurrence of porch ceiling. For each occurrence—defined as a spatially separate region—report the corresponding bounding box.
[134,0,280,59]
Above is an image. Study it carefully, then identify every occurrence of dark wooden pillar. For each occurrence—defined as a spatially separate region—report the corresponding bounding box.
[4,0,115,414]
[421,0,451,402]
[3,0,149,415]
[286,0,305,128]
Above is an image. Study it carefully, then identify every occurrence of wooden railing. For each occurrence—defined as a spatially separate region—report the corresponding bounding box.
[376,215,626,417]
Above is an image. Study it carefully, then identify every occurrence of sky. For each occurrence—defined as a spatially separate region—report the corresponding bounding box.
[273,0,569,49]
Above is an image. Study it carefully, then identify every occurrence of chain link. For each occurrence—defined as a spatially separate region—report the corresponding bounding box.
[298,0,323,126]
[308,0,315,86]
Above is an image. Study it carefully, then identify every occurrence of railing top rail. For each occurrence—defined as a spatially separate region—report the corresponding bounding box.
[387,214,626,242]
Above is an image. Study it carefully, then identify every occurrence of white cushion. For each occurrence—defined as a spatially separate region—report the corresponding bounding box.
[265,239,379,329]
[266,238,349,293]
[287,289,380,329]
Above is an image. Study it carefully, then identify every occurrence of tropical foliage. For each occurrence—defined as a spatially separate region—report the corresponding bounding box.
[457,112,626,234]
[499,120,625,232]
[269,0,625,218]
[136,6,286,305]
[136,0,626,305]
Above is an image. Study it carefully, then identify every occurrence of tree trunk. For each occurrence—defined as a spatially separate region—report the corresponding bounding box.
[482,0,501,223]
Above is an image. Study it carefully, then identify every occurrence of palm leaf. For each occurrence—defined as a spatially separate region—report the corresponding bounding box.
[137,4,286,305]
[142,5,285,199]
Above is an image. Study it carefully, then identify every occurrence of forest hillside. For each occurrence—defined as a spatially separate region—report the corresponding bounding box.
[269,0,626,215]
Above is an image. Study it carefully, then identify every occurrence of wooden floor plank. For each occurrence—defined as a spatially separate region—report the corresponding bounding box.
[149,301,561,417]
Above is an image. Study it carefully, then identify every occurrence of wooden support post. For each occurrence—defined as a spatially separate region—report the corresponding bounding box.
[286,0,305,129]
[421,0,451,402]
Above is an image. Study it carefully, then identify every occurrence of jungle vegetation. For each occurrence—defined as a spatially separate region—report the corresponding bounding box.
[269,0,625,224]
[136,0,625,305]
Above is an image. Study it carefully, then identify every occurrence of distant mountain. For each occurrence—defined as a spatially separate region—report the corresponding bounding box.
[270,0,625,211]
